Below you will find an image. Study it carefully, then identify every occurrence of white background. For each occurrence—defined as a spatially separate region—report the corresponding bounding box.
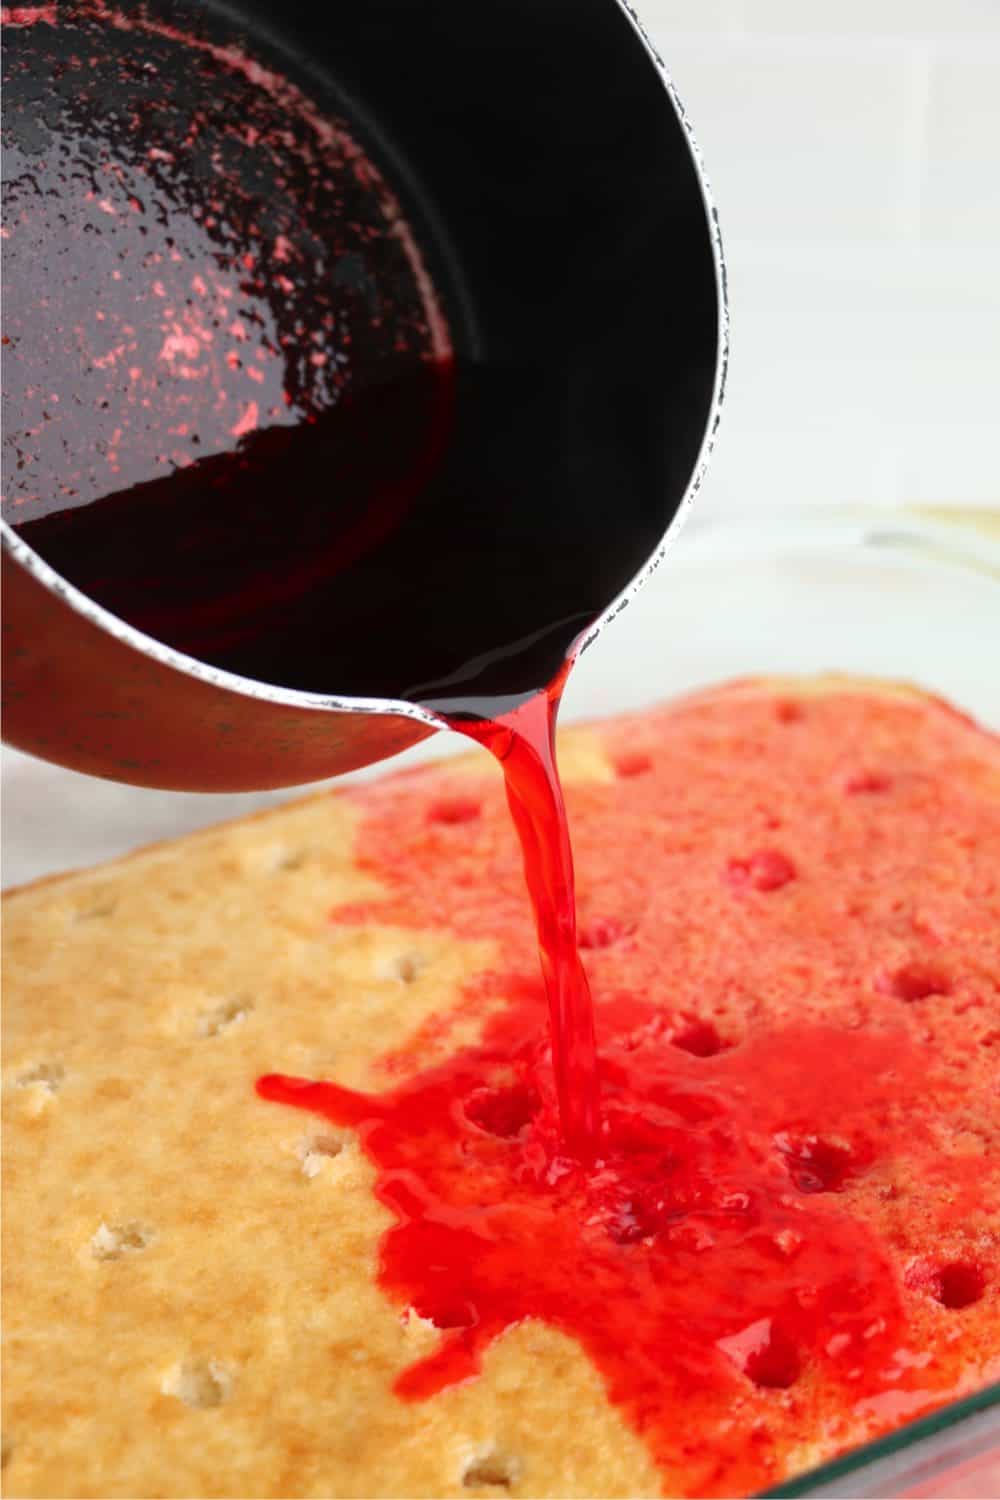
[641,0,1000,516]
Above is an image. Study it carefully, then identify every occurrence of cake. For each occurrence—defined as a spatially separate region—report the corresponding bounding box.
[3,677,999,1498]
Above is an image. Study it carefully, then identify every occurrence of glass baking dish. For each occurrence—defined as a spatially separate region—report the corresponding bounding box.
[2,504,999,1496]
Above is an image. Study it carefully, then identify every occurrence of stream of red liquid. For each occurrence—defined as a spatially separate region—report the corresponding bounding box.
[446,677,600,1159]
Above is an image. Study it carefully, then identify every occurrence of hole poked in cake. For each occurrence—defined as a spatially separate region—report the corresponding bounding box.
[14,1061,65,1094]
[413,1293,477,1331]
[612,750,653,779]
[841,768,891,795]
[73,898,118,922]
[464,1083,539,1140]
[11,1060,65,1117]
[196,996,254,1037]
[90,1220,155,1261]
[774,1132,862,1194]
[669,1017,728,1058]
[717,1317,801,1389]
[161,1357,233,1408]
[377,951,426,985]
[725,849,796,892]
[428,795,482,826]
[578,915,636,951]
[619,1011,732,1060]
[296,1132,349,1178]
[935,1261,987,1309]
[606,1184,673,1246]
[461,1447,522,1492]
[273,847,307,871]
[908,1258,986,1309]
[876,963,951,1002]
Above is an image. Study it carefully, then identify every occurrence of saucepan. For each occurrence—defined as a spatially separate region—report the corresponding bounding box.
[1,0,726,791]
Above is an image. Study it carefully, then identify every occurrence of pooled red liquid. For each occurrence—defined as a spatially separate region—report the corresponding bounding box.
[259,687,1000,1494]
[260,1008,924,1494]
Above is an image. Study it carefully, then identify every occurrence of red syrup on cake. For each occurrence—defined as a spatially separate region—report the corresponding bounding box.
[259,688,999,1494]
[259,1010,919,1494]
[257,982,975,1496]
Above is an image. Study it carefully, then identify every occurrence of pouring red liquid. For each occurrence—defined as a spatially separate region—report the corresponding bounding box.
[448,670,601,1158]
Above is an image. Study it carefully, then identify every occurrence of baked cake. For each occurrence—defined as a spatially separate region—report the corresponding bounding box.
[3,677,999,1498]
